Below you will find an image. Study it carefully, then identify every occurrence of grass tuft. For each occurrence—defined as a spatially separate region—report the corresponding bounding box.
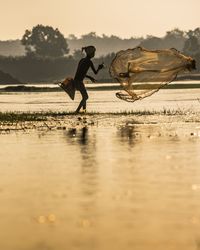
[0,108,198,122]
[0,112,47,122]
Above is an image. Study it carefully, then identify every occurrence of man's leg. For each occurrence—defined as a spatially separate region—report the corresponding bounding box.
[75,83,88,113]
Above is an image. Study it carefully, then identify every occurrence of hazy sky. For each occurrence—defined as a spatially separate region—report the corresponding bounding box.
[0,0,200,40]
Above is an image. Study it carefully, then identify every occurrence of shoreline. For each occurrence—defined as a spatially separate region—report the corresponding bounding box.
[1,83,200,92]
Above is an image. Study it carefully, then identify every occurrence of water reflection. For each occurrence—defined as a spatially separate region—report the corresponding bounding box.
[67,127,88,145]
[64,126,99,227]
[65,126,97,167]
[80,126,88,145]
[1,125,200,250]
[117,123,138,146]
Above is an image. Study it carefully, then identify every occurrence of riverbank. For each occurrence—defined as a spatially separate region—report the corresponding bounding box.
[1,82,200,92]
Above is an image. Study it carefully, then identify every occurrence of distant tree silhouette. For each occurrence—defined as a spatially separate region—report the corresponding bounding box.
[139,29,186,51]
[67,32,143,56]
[163,28,186,50]
[68,34,78,40]
[187,28,200,41]
[139,36,163,49]
[81,32,97,40]
[21,25,69,57]
[73,49,84,60]
[165,28,185,39]
[183,35,200,56]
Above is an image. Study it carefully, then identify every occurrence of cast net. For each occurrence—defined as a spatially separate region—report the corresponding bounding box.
[109,47,195,102]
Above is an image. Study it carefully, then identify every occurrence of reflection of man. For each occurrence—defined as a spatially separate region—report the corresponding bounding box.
[67,127,88,145]
[80,127,88,145]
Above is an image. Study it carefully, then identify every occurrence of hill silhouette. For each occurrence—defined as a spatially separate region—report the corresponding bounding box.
[0,69,22,84]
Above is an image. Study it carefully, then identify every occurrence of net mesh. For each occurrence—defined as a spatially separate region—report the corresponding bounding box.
[109,47,195,102]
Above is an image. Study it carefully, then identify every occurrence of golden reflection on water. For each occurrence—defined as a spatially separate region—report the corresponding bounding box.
[0,124,200,249]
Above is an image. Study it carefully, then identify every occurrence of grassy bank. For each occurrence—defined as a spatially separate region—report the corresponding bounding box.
[0,109,200,133]
[0,112,48,122]
[0,109,199,122]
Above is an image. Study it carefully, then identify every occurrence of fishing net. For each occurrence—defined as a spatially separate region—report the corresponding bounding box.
[109,47,196,102]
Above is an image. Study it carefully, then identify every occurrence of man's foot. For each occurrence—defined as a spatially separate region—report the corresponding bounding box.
[74,108,86,115]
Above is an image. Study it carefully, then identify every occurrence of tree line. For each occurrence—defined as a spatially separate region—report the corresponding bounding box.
[0,25,199,83]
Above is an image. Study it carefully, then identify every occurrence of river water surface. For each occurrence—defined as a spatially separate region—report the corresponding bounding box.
[0,85,200,250]
[0,82,200,113]
[1,124,200,250]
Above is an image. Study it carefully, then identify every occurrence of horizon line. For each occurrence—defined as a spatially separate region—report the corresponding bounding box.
[0,26,199,42]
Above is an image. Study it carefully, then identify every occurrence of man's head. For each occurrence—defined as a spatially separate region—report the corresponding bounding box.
[82,46,96,58]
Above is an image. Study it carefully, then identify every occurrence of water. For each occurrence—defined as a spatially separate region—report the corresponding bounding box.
[1,85,200,249]
[0,87,200,113]
[0,124,200,250]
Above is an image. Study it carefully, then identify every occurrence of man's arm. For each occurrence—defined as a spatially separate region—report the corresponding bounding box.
[85,75,96,82]
[90,62,104,75]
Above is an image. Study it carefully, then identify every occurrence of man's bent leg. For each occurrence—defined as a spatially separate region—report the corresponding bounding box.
[75,83,88,113]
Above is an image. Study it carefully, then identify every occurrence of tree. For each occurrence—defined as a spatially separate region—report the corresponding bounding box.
[163,28,186,51]
[21,25,69,57]
[165,28,186,39]
[81,32,97,40]
[140,36,163,49]
[73,49,84,60]
[183,33,200,56]
[68,34,78,40]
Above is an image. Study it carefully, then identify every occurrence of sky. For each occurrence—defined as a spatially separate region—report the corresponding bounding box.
[0,0,200,40]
